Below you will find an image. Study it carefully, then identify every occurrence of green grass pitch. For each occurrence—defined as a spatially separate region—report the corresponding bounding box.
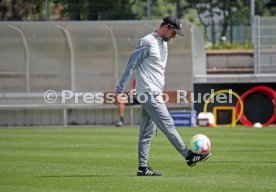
[0,126,276,192]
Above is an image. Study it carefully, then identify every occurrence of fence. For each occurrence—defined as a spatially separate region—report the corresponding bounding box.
[194,16,276,83]
[205,23,252,44]
[254,16,276,77]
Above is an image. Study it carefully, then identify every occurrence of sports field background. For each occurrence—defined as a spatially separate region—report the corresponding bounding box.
[0,126,276,192]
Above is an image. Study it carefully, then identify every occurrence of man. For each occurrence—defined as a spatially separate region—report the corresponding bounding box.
[116,16,211,176]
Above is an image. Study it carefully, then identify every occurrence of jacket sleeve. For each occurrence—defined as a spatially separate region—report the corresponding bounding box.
[115,39,150,93]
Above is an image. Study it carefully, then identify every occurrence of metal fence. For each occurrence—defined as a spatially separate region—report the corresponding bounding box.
[194,16,276,83]
[254,16,276,77]
[205,23,252,44]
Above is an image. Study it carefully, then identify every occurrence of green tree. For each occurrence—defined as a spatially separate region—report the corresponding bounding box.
[63,0,85,20]
[184,0,276,44]
[2,0,276,22]
[184,0,251,44]
[86,0,136,20]
[55,0,136,20]
[131,0,176,20]
[257,0,276,16]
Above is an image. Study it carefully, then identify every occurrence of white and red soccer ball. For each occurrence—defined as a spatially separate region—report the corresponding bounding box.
[189,134,211,154]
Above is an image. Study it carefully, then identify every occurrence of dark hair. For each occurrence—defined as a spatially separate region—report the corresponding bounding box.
[161,22,172,28]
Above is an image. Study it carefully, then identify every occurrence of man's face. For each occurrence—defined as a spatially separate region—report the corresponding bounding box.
[162,26,176,42]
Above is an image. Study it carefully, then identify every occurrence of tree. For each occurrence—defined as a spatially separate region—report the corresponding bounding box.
[63,0,84,20]
[51,0,137,20]
[184,0,220,44]
[259,0,276,16]
[131,0,176,20]
[184,0,252,44]
[86,0,136,20]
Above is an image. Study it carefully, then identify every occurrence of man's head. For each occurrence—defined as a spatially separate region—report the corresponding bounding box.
[158,16,184,42]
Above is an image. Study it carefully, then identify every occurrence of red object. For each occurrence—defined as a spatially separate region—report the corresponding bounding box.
[132,79,136,89]
[236,86,276,127]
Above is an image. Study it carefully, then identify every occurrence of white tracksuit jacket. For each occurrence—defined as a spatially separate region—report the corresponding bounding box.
[116,31,168,94]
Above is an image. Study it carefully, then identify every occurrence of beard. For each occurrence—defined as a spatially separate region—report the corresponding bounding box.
[161,34,171,42]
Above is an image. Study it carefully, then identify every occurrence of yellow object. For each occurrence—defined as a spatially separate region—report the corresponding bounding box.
[213,106,236,127]
[203,89,244,124]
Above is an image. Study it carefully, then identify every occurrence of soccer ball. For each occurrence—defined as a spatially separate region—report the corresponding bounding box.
[189,134,211,154]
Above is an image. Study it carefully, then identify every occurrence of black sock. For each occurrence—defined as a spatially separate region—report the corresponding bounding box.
[120,117,124,123]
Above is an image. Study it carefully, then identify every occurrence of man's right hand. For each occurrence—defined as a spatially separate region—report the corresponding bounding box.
[116,92,128,104]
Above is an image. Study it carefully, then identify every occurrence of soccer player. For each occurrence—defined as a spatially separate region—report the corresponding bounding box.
[116,16,211,176]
